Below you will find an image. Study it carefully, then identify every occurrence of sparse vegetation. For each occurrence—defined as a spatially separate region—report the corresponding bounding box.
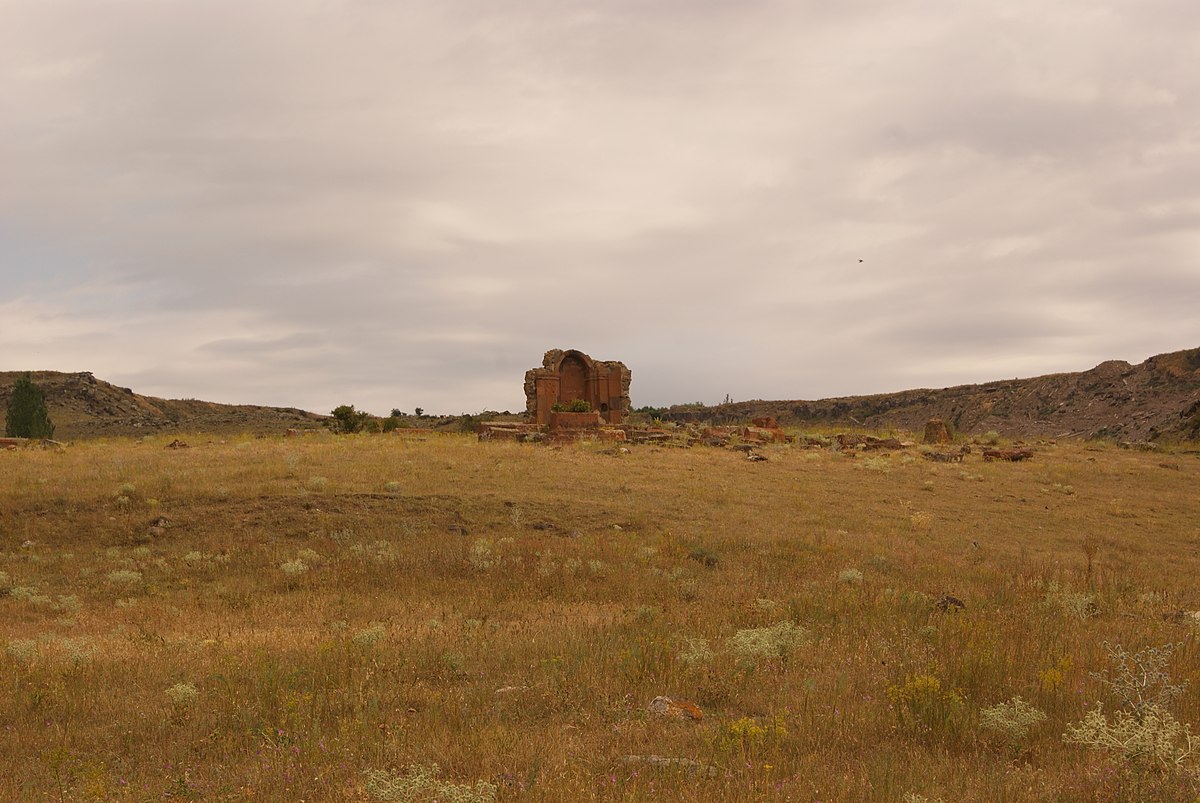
[551,399,592,413]
[1,432,1199,799]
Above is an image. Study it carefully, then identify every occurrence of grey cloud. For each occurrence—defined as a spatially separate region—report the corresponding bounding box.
[2,1,1198,413]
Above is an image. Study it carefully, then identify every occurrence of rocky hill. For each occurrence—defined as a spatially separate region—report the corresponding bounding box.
[663,347,1200,442]
[0,371,327,439]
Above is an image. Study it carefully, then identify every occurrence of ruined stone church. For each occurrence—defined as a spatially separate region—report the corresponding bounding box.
[524,349,631,426]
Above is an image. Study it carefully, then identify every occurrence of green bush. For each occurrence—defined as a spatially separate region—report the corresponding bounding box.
[551,399,592,413]
[330,404,371,434]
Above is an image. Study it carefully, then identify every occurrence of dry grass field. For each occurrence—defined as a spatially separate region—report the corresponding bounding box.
[2,431,1199,801]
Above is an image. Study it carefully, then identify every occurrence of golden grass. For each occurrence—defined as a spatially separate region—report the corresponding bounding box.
[2,432,1199,801]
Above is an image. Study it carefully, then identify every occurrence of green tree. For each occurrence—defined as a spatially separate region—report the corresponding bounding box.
[5,372,55,439]
[330,404,371,434]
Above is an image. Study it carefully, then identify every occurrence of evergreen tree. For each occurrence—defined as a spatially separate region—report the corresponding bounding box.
[5,372,55,439]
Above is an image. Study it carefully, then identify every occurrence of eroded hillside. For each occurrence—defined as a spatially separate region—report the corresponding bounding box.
[0,371,325,439]
[664,347,1200,442]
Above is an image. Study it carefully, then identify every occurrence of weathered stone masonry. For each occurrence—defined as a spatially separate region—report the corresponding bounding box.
[524,349,631,426]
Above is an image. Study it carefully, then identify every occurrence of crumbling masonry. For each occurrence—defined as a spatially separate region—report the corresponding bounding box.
[524,349,631,426]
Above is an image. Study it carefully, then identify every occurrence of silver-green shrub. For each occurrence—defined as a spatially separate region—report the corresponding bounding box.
[727,621,808,669]
[1065,705,1197,772]
[980,696,1047,747]
[1091,641,1186,717]
[363,764,497,802]
[166,682,199,708]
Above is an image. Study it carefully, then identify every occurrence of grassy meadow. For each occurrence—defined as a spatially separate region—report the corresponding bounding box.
[1,431,1199,801]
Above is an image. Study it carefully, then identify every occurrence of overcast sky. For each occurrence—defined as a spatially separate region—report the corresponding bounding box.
[2,1,1198,415]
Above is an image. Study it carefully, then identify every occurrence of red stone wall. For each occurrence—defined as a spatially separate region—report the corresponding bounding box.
[525,349,631,427]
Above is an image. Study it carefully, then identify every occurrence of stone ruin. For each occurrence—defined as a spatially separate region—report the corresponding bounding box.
[524,348,631,426]
[923,417,951,444]
[475,349,631,442]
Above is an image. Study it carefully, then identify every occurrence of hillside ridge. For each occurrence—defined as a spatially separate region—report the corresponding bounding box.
[662,347,1200,442]
[0,371,326,439]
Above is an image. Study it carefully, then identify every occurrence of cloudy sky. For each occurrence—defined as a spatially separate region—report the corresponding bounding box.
[2,1,1198,415]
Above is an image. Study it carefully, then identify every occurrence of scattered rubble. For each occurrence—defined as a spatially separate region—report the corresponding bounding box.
[923,445,971,463]
[982,448,1035,462]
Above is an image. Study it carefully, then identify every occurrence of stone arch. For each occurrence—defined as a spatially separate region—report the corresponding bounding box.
[558,353,588,404]
[525,348,630,426]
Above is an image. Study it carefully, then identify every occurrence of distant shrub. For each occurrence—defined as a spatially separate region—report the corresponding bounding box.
[1091,642,1186,718]
[1065,704,1198,773]
[106,570,143,588]
[6,638,40,663]
[349,541,400,565]
[53,595,81,615]
[688,547,720,567]
[980,696,1047,747]
[280,559,308,579]
[678,637,714,668]
[183,551,230,572]
[727,621,808,669]
[1045,590,1099,620]
[363,763,497,802]
[296,548,324,565]
[58,637,93,665]
[1039,656,1074,692]
[1064,642,1196,775]
[353,624,386,648]
[887,673,967,739]
[838,568,864,585]
[382,416,412,433]
[330,404,371,434]
[721,714,788,750]
[166,682,199,708]
[468,539,495,571]
[551,399,592,413]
